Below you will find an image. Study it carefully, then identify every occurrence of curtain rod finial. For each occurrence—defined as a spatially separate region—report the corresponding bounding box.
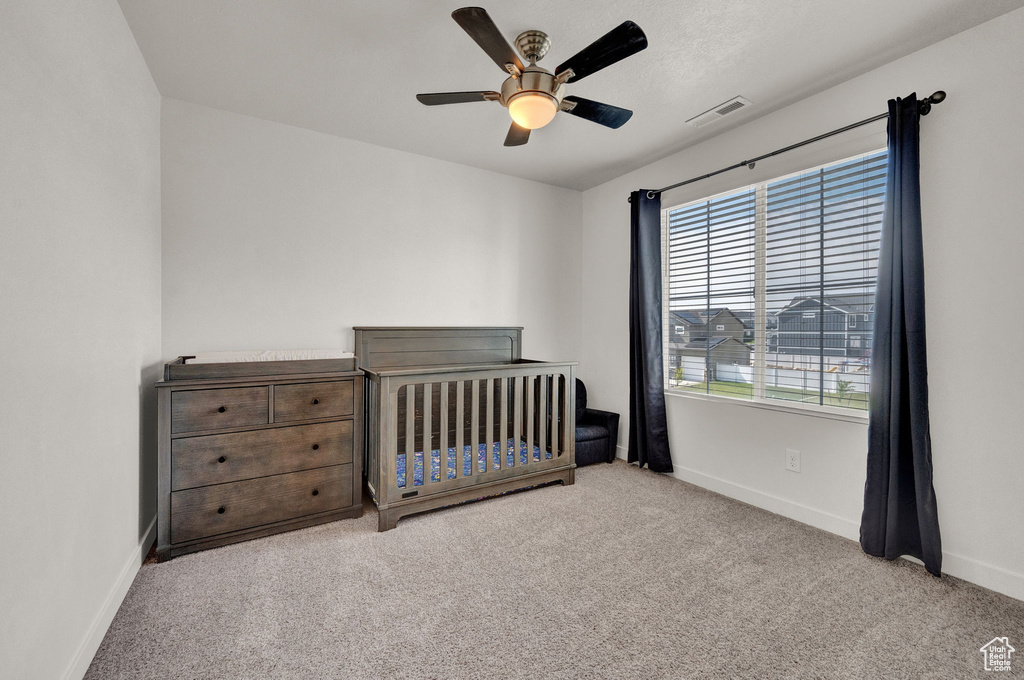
[919,90,946,116]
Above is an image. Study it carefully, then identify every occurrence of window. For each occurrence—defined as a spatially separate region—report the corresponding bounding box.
[665,150,886,414]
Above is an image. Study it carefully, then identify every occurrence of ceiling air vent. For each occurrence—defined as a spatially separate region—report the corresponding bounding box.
[685,96,753,128]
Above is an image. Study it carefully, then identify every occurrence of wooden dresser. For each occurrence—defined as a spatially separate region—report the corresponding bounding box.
[155,356,363,560]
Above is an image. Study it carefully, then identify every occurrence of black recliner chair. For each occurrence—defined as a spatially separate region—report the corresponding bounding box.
[574,379,620,466]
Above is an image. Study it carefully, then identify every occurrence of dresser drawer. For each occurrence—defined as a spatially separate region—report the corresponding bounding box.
[171,386,269,434]
[274,381,352,422]
[171,420,353,491]
[171,464,352,544]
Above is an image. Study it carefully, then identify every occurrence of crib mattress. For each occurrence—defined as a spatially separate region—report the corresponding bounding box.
[397,438,552,488]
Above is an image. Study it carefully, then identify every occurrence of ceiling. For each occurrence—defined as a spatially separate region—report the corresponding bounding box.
[118,0,1022,191]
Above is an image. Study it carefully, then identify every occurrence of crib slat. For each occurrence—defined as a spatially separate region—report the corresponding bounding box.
[456,381,465,478]
[551,375,559,459]
[525,376,534,464]
[405,384,415,487]
[485,378,494,473]
[386,378,398,501]
[499,377,508,470]
[439,381,449,480]
[422,382,432,483]
[538,375,547,461]
[513,376,523,467]
[561,374,568,456]
[471,379,481,473]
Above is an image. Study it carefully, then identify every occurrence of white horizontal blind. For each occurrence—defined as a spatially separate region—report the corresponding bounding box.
[664,150,887,413]
[764,151,885,409]
[666,188,756,400]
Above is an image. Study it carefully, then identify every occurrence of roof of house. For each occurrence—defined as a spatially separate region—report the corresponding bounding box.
[825,293,875,312]
[680,336,750,351]
[671,308,750,326]
[778,293,875,315]
[670,310,704,325]
[729,309,754,328]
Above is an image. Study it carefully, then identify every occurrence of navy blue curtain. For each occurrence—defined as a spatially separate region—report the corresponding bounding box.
[628,190,672,472]
[860,93,941,576]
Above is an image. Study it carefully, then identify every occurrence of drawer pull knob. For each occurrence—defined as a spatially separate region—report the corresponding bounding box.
[218,456,226,463]
[217,506,226,514]
[218,406,226,413]
[312,398,320,405]
[312,444,320,451]
[312,489,319,496]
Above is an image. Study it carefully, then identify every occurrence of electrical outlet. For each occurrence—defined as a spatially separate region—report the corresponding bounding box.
[786,449,801,473]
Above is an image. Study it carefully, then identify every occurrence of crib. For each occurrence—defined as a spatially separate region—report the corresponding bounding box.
[355,327,576,531]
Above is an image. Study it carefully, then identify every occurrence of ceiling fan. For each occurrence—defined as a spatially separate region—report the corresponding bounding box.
[416,7,648,146]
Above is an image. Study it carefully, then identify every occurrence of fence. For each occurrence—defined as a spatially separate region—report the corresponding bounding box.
[675,359,869,394]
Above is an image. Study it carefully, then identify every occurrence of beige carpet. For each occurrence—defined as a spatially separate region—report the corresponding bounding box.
[87,461,1023,679]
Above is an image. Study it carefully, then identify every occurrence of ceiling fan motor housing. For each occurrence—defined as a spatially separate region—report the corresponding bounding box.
[499,67,564,109]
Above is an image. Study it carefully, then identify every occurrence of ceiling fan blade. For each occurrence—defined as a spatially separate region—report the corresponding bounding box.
[416,91,500,105]
[562,96,633,129]
[452,7,525,74]
[555,21,647,83]
[504,122,530,146]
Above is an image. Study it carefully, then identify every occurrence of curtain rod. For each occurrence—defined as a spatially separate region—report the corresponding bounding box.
[628,90,946,202]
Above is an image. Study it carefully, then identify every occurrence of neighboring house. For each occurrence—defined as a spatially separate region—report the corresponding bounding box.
[669,308,747,343]
[672,336,751,381]
[767,294,874,358]
[731,309,755,342]
[669,308,752,380]
[668,309,704,343]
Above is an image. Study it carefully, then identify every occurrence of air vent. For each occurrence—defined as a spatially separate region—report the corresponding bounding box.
[685,96,753,128]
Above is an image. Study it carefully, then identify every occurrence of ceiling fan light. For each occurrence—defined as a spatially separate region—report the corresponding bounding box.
[507,92,558,129]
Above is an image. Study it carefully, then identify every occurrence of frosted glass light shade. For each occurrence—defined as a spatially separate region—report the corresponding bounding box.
[507,93,558,129]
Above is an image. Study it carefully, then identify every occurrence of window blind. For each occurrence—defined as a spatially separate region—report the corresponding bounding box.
[665,150,887,413]
[764,151,885,409]
[667,188,756,400]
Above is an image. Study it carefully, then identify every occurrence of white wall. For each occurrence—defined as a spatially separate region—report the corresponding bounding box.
[161,99,582,363]
[580,8,1024,599]
[0,1,161,678]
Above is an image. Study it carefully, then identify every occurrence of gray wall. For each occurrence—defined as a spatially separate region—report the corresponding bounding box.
[0,1,162,678]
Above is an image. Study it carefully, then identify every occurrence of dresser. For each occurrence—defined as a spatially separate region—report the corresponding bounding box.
[155,356,363,560]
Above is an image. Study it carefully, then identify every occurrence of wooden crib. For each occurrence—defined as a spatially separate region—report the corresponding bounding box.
[356,327,576,531]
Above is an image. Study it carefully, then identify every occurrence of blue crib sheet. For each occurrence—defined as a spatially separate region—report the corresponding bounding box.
[397,438,551,488]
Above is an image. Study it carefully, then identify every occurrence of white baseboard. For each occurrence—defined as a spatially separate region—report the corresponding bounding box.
[939,551,1024,602]
[668,464,861,542]
[616,449,1024,601]
[62,516,156,680]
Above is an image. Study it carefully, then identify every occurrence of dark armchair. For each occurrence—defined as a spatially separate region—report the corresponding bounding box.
[574,379,620,467]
